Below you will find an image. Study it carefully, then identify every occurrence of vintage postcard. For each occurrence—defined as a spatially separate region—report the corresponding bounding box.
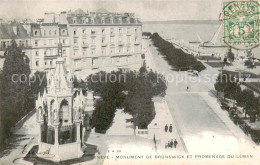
[0,0,259,164]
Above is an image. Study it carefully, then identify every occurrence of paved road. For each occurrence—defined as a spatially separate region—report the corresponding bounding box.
[144,39,258,154]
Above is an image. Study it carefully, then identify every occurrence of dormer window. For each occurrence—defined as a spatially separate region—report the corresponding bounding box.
[82,17,86,24]
[73,17,77,24]
[118,17,122,24]
[101,17,105,24]
[91,17,94,24]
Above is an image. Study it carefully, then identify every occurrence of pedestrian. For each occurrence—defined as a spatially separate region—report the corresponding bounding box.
[170,139,173,148]
[165,124,168,132]
[174,139,178,148]
[186,86,189,92]
[169,124,173,133]
[168,141,171,148]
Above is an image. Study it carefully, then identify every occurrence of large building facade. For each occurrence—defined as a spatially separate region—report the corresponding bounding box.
[0,9,143,75]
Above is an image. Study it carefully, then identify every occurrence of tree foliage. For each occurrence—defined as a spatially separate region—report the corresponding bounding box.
[150,33,206,72]
[214,71,240,99]
[227,48,235,62]
[214,71,260,120]
[0,40,33,147]
[87,69,167,133]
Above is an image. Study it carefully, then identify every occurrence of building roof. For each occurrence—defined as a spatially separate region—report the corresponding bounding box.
[96,8,110,14]
[73,8,86,15]
[0,23,29,39]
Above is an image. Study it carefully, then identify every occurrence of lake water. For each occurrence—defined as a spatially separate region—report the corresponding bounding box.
[143,22,260,59]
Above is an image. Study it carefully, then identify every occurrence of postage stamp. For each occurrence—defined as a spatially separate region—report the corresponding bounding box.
[223,0,260,49]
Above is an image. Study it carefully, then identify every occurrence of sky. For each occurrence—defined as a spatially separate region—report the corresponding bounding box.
[0,0,222,21]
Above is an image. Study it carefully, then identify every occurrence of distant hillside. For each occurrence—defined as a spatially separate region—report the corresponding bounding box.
[144,20,221,24]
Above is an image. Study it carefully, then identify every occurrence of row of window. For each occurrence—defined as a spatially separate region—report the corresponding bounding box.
[33,29,67,36]
[73,27,139,36]
[72,17,114,24]
[73,36,139,45]
[73,55,139,67]
[35,55,140,68]
[0,40,30,48]
[33,38,69,47]
[73,45,140,56]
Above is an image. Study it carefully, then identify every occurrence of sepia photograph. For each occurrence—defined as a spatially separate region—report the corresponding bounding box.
[0,0,259,164]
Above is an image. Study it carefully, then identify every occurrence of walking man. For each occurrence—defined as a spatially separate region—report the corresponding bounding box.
[165,124,168,132]
[170,139,173,148]
[186,86,189,92]
[169,124,173,133]
[174,139,178,148]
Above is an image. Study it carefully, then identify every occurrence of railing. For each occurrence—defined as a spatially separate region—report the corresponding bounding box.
[110,32,115,37]
[118,41,124,46]
[101,42,108,47]
[82,43,89,48]
[134,41,140,45]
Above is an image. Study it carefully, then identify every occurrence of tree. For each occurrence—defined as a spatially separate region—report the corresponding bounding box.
[244,60,255,69]
[30,71,47,96]
[215,71,234,99]
[227,48,235,62]
[150,33,206,72]
[1,40,32,140]
[88,69,167,133]
[243,89,255,119]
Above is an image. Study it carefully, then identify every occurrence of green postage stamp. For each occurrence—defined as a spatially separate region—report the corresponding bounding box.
[223,0,260,49]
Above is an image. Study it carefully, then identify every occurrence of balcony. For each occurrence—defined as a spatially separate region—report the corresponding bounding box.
[73,44,79,49]
[126,42,131,46]
[118,41,124,46]
[110,32,115,37]
[127,31,131,36]
[91,32,97,37]
[71,56,82,60]
[92,65,99,69]
[44,54,59,59]
[101,42,108,47]
[134,41,140,45]
[82,43,89,48]
[110,43,115,47]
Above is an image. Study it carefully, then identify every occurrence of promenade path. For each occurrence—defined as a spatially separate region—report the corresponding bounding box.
[143,38,260,163]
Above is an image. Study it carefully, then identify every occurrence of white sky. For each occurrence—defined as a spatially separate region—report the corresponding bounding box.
[0,0,222,21]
